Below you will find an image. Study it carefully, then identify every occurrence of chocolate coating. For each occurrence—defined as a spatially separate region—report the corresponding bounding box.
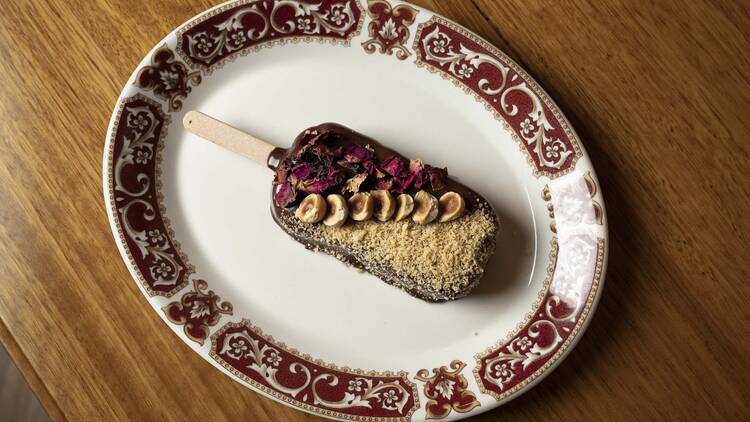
[268,123,499,302]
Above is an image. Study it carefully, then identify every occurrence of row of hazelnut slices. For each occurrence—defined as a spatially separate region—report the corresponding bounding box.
[295,190,466,227]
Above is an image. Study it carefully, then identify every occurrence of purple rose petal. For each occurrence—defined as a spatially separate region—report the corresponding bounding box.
[299,177,338,194]
[279,134,450,204]
[293,135,319,160]
[374,178,394,191]
[363,160,386,179]
[380,155,405,177]
[275,160,291,185]
[274,182,296,207]
[342,143,374,163]
[290,163,315,182]
[408,159,424,174]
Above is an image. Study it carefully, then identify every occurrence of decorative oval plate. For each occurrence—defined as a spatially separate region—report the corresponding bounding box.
[103,0,608,420]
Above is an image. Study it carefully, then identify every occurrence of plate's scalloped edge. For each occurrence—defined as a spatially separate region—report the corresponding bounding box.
[412,16,583,180]
[175,0,366,75]
[474,238,559,361]
[105,93,194,298]
[473,237,606,401]
[209,319,421,422]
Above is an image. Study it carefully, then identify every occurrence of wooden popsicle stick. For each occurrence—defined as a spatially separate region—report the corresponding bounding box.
[183,110,277,167]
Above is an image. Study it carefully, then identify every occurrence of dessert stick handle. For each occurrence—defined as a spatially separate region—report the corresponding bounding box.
[183,110,277,167]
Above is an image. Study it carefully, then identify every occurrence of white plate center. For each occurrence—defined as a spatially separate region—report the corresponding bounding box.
[161,43,549,369]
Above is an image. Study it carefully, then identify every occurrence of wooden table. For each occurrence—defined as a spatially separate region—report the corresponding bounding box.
[1,0,748,420]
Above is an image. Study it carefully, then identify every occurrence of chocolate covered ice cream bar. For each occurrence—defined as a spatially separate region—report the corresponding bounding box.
[183,112,499,302]
[268,123,499,302]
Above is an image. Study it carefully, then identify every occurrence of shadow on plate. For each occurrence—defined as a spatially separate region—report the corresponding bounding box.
[462,204,534,303]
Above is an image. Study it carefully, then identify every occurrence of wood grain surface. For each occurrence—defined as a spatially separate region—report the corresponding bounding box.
[0,0,748,420]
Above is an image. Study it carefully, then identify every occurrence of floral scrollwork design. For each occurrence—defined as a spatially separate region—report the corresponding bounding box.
[179,0,361,69]
[415,18,581,177]
[415,360,480,419]
[361,0,419,60]
[476,234,605,399]
[480,303,568,393]
[135,45,201,112]
[110,95,191,296]
[163,279,233,345]
[312,374,411,413]
[211,321,418,420]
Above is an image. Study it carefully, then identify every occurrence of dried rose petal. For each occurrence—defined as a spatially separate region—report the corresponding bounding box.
[388,176,407,193]
[337,161,361,176]
[310,144,333,159]
[408,159,424,174]
[326,166,345,180]
[404,172,418,190]
[274,182,296,207]
[374,178,394,191]
[290,163,315,182]
[299,178,337,194]
[380,155,405,177]
[293,134,321,160]
[363,160,386,179]
[428,166,448,191]
[343,173,368,194]
[281,133,452,206]
[274,160,291,185]
[342,143,374,163]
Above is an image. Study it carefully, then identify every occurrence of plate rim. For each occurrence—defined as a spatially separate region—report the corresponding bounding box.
[101,0,609,420]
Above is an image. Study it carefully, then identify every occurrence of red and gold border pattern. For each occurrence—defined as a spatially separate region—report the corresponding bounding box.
[211,320,419,421]
[414,18,581,178]
[106,6,607,418]
[163,279,233,345]
[136,45,202,112]
[474,236,605,399]
[361,0,418,60]
[415,360,480,420]
[108,94,193,297]
[542,185,557,233]
[177,0,364,72]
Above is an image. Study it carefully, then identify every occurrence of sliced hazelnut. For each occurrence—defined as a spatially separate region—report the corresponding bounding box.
[412,190,439,225]
[438,192,466,222]
[348,192,374,221]
[323,194,348,227]
[394,194,414,222]
[371,190,396,221]
[295,194,326,223]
